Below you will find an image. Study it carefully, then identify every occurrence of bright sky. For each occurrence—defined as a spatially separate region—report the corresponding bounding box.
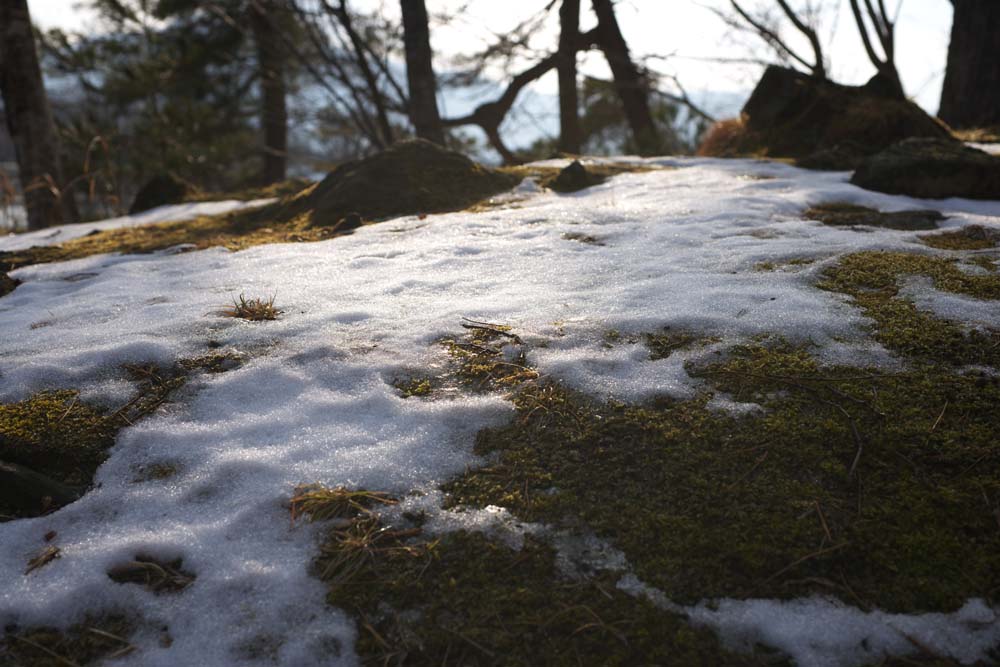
[28,0,953,115]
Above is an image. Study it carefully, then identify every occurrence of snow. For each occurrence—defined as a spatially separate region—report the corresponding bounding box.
[1,157,999,666]
[688,597,1000,667]
[967,142,1000,156]
[0,199,276,253]
[899,275,1000,331]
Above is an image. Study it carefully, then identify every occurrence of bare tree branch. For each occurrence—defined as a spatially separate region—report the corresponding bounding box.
[728,0,817,75]
[774,0,826,77]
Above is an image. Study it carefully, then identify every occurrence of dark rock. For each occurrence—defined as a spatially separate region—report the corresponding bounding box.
[804,203,944,231]
[290,139,519,227]
[549,160,606,193]
[0,460,81,515]
[321,211,363,233]
[796,143,867,171]
[129,173,196,215]
[701,65,952,169]
[0,271,19,298]
[851,138,1000,200]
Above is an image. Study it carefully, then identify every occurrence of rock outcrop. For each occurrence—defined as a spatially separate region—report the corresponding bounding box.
[129,173,197,215]
[282,139,520,227]
[698,66,952,170]
[851,138,1000,200]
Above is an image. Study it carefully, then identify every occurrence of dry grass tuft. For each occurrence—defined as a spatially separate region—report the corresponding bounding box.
[315,515,427,585]
[290,485,397,523]
[220,293,281,321]
[107,555,195,594]
[696,117,749,157]
[24,545,61,575]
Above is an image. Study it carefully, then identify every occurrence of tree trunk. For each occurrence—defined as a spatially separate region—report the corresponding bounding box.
[0,0,78,229]
[400,0,445,145]
[938,0,1000,129]
[557,0,582,154]
[590,0,661,155]
[250,1,288,185]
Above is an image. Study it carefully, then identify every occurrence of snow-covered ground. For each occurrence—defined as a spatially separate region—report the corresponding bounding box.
[0,198,275,253]
[1,157,998,666]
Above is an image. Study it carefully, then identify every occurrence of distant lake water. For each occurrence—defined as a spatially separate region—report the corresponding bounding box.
[1,204,27,232]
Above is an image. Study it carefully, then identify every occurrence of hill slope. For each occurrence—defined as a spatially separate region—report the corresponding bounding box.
[1,157,999,667]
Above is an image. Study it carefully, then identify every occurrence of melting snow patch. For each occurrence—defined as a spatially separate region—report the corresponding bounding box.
[1,158,998,665]
[688,597,1000,667]
[899,275,1000,330]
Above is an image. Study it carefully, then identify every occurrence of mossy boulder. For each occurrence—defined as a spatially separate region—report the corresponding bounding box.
[129,173,197,215]
[548,160,607,193]
[795,142,867,171]
[851,137,1000,199]
[699,66,952,168]
[281,139,519,227]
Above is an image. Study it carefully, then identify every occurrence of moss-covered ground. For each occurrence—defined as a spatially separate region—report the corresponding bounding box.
[304,246,1000,665]
[920,225,999,251]
[295,485,788,666]
[818,250,1000,365]
[0,141,525,276]
[0,354,240,521]
[3,156,998,664]
[0,616,137,667]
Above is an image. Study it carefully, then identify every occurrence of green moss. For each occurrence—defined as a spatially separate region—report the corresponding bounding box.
[919,225,999,251]
[313,510,782,666]
[392,377,434,398]
[804,203,943,231]
[819,251,1000,365]
[445,341,1000,613]
[754,258,818,272]
[1,615,135,666]
[307,282,1000,662]
[442,324,537,392]
[969,255,999,273]
[1,355,240,520]
[0,391,113,486]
